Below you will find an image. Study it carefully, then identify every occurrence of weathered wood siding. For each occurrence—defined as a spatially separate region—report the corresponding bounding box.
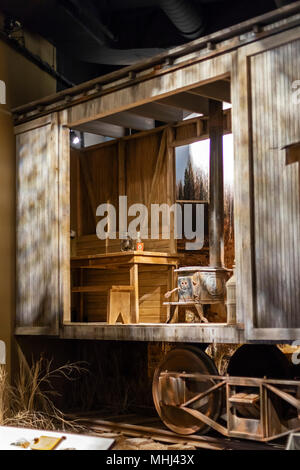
[250,40,300,329]
[233,28,300,338]
[66,54,232,128]
[16,114,70,333]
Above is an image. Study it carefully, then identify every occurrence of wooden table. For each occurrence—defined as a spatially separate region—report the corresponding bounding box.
[71,251,179,323]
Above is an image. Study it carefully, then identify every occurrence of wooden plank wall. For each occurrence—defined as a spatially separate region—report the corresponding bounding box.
[16,116,60,332]
[70,142,119,237]
[70,117,224,255]
[250,39,300,329]
[70,133,174,254]
[77,265,169,323]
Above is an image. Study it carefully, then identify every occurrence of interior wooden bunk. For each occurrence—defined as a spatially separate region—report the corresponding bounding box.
[70,105,234,325]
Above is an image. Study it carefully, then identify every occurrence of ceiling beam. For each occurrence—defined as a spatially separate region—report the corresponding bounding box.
[189,80,231,103]
[102,111,155,130]
[159,92,209,115]
[73,120,125,138]
[131,102,185,123]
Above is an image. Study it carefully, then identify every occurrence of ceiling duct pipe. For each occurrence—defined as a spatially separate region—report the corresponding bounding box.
[160,0,205,39]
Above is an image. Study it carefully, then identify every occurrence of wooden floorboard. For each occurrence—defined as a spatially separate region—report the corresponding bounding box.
[61,323,245,343]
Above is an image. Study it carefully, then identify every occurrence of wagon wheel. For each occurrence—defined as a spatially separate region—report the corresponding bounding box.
[152,346,223,435]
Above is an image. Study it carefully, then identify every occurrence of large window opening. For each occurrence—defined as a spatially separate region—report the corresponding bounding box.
[175,134,234,268]
[68,79,235,325]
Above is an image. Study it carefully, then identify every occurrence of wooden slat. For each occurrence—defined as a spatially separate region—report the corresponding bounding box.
[72,285,134,293]
[130,264,139,323]
[231,47,255,331]
[16,114,60,333]
[229,393,259,405]
[166,127,176,254]
[14,114,52,135]
[72,286,109,293]
[118,140,126,196]
[61,323,244,343]
[147,129,167,206]
[249,39,300,330]
[78,153,98,227]
[58,110,71,324]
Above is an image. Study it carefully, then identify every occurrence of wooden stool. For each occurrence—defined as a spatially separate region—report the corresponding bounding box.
[107,286,134,325]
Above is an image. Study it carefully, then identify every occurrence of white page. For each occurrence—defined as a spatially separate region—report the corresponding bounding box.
[0,426,114,451]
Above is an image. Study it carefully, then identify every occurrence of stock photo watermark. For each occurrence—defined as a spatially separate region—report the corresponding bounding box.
[291,341,300,365]
[96,196,205,251]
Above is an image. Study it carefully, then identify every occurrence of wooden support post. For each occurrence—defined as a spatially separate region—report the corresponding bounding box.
[118,140,126,196]
[79,268,84,322]
[76,152,83,237]
[209,99,224,267]
[130,264,139,323]
[58,112,71,324]
[118,140,127,243]
[166,265,176,322]
[166,127,177,254]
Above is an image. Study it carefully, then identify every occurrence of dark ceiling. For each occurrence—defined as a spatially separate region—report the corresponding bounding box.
[0,0,296,89]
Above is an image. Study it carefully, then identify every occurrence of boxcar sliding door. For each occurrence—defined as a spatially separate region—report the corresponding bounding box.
[233,27,300,340]
[15,112,70,335]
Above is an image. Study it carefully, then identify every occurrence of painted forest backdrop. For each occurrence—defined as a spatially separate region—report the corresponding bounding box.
[175,139,234,268]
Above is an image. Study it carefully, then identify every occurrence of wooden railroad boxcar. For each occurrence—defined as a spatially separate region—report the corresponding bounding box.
[13,2,300,344]
[11,2,300,442]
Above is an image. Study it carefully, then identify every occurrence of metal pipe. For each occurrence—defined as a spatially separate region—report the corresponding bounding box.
[160,0,205,39]
[209,99,224,268]
[61,0,116,43]
[274,0,291,6]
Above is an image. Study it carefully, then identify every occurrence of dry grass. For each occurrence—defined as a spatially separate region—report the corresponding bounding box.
[0,350,88,433]
[206,344,240,375]
[0,365,9,425]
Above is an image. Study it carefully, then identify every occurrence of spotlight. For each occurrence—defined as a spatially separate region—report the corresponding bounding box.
[70,130,82,148]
